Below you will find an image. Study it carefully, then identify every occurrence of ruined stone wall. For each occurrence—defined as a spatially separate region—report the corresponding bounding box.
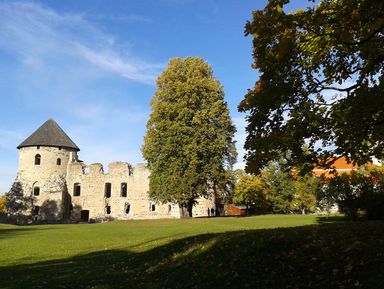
[193,195,216,217]
[66,161,180,221]
[15,146,218,221]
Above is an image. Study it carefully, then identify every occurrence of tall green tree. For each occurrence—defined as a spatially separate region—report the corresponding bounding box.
[142,57,237,217]
[261,161,295,213]
[292,174,319,214]
[239,0,384,174]
[233,174,269,212]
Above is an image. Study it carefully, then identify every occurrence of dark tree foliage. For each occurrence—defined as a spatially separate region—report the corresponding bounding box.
[322,168,384,220]
[262,161,295,214]
[6,181,34,224]
[142,57,237,217]
[239,0,384,173]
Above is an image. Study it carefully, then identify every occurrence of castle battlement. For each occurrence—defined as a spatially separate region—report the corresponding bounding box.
[67,161,144,177]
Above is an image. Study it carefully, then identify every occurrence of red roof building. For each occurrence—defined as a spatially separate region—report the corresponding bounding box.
[312,157,375,178]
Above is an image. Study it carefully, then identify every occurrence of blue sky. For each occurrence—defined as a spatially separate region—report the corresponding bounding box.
[0,0,315,194]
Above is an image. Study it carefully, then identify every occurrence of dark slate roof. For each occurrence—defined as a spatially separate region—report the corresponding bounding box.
[17,119,80,151]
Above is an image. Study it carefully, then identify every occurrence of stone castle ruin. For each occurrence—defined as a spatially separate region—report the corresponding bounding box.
[13,119,216,222]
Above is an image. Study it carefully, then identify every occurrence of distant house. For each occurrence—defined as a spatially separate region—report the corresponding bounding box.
[312,157,376,178]
[225,204,248,216]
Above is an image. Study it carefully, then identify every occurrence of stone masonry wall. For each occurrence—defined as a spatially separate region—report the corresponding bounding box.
[66,161,181,220]
[17,146,78,221]
[16,146,217,222]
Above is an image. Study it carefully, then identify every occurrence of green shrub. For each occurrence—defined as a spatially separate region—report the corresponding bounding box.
[323,169,384,220]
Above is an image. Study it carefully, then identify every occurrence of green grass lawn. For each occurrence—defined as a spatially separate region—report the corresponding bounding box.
[0,215,383,289]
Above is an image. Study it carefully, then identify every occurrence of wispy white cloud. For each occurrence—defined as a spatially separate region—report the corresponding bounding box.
[77,45,163,84]
[88,13,152,23]
[0,1,163,84]
[0,1,163,193]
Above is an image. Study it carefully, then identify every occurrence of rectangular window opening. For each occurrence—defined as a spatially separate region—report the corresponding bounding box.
[120,183,127,197]
[73,183,81,196]
[33,187,40,196]
[33,206,40,215]
[80,210,89,222]
[105,183,112,198]
[125,203,130,214]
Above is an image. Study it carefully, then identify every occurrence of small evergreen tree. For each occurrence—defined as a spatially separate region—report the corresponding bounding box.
[261,161,295,214]
[6,181,33,224]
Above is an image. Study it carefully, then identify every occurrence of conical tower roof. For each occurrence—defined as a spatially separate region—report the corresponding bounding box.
[17,119,80,151]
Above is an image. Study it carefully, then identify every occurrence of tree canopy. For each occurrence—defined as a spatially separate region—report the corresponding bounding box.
[0,194,6,214]
[233,174,268,212]
[232,160,319,214]
[6,181,34,224]
[239,0,384,173]
[142,57,237,217]
[262,161,295,213]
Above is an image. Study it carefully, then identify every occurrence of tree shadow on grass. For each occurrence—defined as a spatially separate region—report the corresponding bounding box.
[0,221,383,289]
[316,215,349,224]
[0,226,63,240]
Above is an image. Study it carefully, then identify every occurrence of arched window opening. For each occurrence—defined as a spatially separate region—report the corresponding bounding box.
[106,206,111,215]
[168,205,172,214]
[120,183,127,197]
[73,183,81,196]
[105,183,112,198]
[33,187,40,196]
[56,158,61,166]
[35,154,41,165]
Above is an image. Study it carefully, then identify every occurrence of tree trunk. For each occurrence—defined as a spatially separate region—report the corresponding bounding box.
[179,199,194,218]
[179,204,189,218]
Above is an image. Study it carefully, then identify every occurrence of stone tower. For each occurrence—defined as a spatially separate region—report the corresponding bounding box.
[16,119,79,221]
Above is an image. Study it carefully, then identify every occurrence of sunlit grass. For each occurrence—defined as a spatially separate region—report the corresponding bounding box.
[0,215,317,266]
[1,215,382,289]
